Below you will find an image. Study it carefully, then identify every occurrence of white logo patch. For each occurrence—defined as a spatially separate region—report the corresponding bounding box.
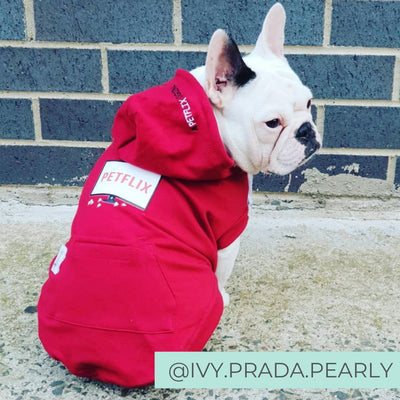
[91,161,161,210]
[51,244,68,275]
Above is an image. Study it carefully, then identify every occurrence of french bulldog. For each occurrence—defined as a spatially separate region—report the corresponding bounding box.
[191,2,321,306]
[38,2,321,388]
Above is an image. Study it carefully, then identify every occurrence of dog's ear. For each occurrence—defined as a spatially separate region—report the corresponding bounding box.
[252,2,286,59]
[205,29,255,109]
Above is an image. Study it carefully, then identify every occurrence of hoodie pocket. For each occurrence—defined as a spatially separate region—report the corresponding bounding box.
[41,237,176,334]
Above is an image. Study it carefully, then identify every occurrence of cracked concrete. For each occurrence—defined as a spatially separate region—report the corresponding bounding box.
[299,167,397,198]
[1,186,400,399]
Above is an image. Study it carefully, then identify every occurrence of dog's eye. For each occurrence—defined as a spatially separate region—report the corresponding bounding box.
[307,99,312,109]
[266,119,280,129]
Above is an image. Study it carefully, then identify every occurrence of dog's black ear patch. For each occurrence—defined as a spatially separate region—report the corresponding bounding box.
[225,36,256,87]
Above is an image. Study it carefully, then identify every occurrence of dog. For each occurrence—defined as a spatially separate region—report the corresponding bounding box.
[37,3,321,388]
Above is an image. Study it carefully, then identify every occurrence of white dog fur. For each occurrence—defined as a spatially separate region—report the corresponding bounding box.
[190,3,321,305]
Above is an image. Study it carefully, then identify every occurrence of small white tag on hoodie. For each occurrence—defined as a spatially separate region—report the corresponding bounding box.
[91,161,161,210]
[51,244,67,275]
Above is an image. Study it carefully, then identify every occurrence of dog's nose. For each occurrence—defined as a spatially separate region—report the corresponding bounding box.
[296,122,320,158]
[296,122,313,142]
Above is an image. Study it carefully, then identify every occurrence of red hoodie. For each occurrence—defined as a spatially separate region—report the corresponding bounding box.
[37,69,249,387]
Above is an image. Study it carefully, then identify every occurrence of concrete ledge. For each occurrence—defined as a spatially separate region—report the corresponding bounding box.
[3,185,400,213]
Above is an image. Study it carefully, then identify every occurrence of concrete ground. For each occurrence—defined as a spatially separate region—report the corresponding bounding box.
[1,186,400,400]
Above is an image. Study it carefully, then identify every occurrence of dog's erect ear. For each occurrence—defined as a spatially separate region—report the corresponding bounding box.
[205,29,256,109]
[252,2,286,59]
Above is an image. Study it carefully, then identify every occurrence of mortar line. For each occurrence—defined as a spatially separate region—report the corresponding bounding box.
[0,139,109,148]
[320,148,400,156]
[1,39,400,57]
[283,173,292,193]
[173,0,183,46]
[0,41,207,52]
[1,91,400,108]
[23,0,36,41]
[386,156,397,184]
[283,46,400,56]
[392,56,400,102]
[31,97,42,142]
[323,0,333,47]
[313,99,400,107]
[0,92,129,101]
[316,105,325,141]
[2,139,400,157]
[1,88,400,108]
[100,46,110,94]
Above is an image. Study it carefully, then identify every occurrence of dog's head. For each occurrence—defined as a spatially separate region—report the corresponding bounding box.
[191,3,321,176]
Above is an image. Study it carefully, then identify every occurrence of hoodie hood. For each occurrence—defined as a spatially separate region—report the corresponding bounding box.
[112,69,235,181]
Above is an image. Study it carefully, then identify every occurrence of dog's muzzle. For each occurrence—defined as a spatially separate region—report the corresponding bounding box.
[295,122,321,159]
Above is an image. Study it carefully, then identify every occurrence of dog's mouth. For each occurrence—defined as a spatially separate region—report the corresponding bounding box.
[264,140,321,176]
[304,140,321,160]
[263,121,321,175]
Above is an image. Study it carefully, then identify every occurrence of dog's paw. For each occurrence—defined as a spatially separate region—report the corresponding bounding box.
[219,287,230,307]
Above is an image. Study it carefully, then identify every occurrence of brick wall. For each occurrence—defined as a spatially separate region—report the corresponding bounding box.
[0,0,399,197]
